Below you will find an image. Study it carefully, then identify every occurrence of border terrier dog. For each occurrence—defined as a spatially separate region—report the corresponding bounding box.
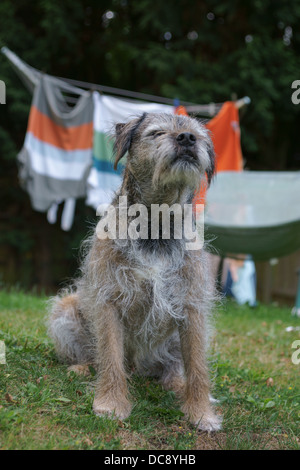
[48,112,222,431]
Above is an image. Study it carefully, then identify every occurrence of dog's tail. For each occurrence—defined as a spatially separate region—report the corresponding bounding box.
[47,292,92,365]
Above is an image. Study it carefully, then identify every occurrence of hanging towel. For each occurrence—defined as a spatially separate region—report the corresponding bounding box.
[18,74,94,213]
[87,92,174,209]
[2,47,94,229]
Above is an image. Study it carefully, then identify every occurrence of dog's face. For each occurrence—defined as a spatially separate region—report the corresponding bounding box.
[114,113,215,191]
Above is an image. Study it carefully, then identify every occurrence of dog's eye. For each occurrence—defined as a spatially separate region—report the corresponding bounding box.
[147,130,165,138]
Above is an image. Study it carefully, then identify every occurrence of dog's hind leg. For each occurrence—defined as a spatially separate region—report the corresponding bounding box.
[47,293,93,366]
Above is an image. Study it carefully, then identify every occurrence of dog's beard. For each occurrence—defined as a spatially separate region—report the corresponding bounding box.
[151,140,205,189]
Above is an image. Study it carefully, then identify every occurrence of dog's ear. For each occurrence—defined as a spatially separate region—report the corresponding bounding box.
[113,113,147,170]
[113,123,129,170]
[205,139,215,186]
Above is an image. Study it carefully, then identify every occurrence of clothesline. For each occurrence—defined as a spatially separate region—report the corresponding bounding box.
[2,46,250,116]
[1,46,226,116]
[49,76,250,116]
[57,76,224,116]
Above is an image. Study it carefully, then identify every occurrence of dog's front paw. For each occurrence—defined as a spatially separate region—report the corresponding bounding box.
[195,412,222,432]
[93,396,132,421]
[182,403,222,432]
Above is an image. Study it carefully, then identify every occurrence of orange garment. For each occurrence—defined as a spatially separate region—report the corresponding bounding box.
[206,101,243,173]
[174,105,189,116]
[175,102,243,205]
[27,105,93,150]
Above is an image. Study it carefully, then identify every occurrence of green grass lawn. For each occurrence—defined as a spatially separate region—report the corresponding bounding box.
[0,288,299,450]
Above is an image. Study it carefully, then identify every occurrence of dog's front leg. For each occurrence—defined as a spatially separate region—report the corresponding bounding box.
[92,305,132,420]
[179,309,222,432]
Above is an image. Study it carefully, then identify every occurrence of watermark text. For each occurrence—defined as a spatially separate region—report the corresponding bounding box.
[291,340,300,365]
[0,80,6,104]
[291,80,300,105]
[96,197,204,251]
[0,341,6,364]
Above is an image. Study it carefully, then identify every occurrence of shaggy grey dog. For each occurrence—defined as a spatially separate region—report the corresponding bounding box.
[48,112,222,432]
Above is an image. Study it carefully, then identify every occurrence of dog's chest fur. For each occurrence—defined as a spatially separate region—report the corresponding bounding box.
[114,242,188,343]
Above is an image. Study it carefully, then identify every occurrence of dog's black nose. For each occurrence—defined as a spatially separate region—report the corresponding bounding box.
[176,132,196,147]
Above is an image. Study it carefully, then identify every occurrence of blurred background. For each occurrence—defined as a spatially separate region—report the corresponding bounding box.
[0,0,300,303]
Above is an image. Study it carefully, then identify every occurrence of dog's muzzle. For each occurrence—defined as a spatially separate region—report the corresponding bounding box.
[174,132,198,164]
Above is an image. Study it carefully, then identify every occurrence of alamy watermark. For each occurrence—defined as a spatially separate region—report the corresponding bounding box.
[0,341,6,364]
[0,80,6,104]
[96,196,204,251]
[291,340,300,365]
[291,80,300,105]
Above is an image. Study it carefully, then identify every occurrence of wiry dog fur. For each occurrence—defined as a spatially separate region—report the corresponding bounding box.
[48,113,222,431]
